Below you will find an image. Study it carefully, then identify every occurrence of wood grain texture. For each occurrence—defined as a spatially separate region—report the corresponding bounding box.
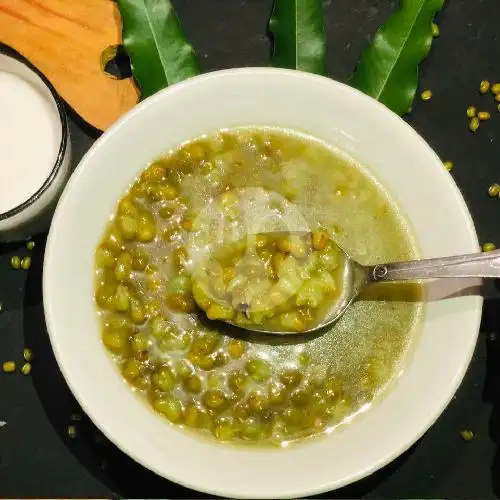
[0,0,139,130]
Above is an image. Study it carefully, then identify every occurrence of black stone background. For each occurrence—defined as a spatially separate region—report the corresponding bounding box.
[1,0,500,497]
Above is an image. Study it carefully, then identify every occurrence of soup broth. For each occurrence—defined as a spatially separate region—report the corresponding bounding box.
[94,127,423,446]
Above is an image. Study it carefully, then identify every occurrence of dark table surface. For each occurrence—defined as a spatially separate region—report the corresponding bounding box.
[2,0,500,498]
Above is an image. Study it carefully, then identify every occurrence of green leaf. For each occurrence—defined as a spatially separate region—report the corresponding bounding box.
[117,0,200,100]
[349,0,444,115]
[269,0,327,75]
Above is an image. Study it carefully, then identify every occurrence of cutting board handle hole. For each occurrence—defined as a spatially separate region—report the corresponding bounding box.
[101,44,132,80]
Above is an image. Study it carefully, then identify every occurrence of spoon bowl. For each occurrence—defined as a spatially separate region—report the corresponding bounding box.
[190,230,367,335]
[231,234,369,335]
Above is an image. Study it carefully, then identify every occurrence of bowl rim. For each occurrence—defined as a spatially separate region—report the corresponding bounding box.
[43,67,482,499]
[0,48,68,221]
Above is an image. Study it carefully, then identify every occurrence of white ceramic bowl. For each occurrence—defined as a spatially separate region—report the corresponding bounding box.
[43,68,481,499]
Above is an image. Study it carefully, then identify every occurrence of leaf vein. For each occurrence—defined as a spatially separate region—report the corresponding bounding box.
[373,0,424,100]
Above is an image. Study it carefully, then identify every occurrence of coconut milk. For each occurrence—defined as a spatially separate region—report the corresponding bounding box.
[0,71,61,215]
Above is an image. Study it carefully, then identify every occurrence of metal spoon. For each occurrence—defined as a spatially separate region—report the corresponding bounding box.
[204,231,500,336]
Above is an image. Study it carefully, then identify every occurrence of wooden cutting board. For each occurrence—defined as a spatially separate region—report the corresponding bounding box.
[0,0,139,131]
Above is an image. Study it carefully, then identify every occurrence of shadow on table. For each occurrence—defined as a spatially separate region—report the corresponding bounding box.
[480,297,500,499]
[20,240,500,499]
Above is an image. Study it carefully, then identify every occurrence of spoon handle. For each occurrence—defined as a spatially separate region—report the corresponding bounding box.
[369,249,500,282]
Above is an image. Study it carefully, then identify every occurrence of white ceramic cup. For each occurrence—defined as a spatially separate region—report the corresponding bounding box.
[0,52,71,242]
[43,68,481,499]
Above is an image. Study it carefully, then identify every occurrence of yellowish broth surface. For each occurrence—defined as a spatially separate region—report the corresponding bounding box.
[94,127,423,446]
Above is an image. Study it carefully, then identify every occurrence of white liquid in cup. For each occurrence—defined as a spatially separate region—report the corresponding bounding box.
[0,53,70,243]
[0,71,62,215]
